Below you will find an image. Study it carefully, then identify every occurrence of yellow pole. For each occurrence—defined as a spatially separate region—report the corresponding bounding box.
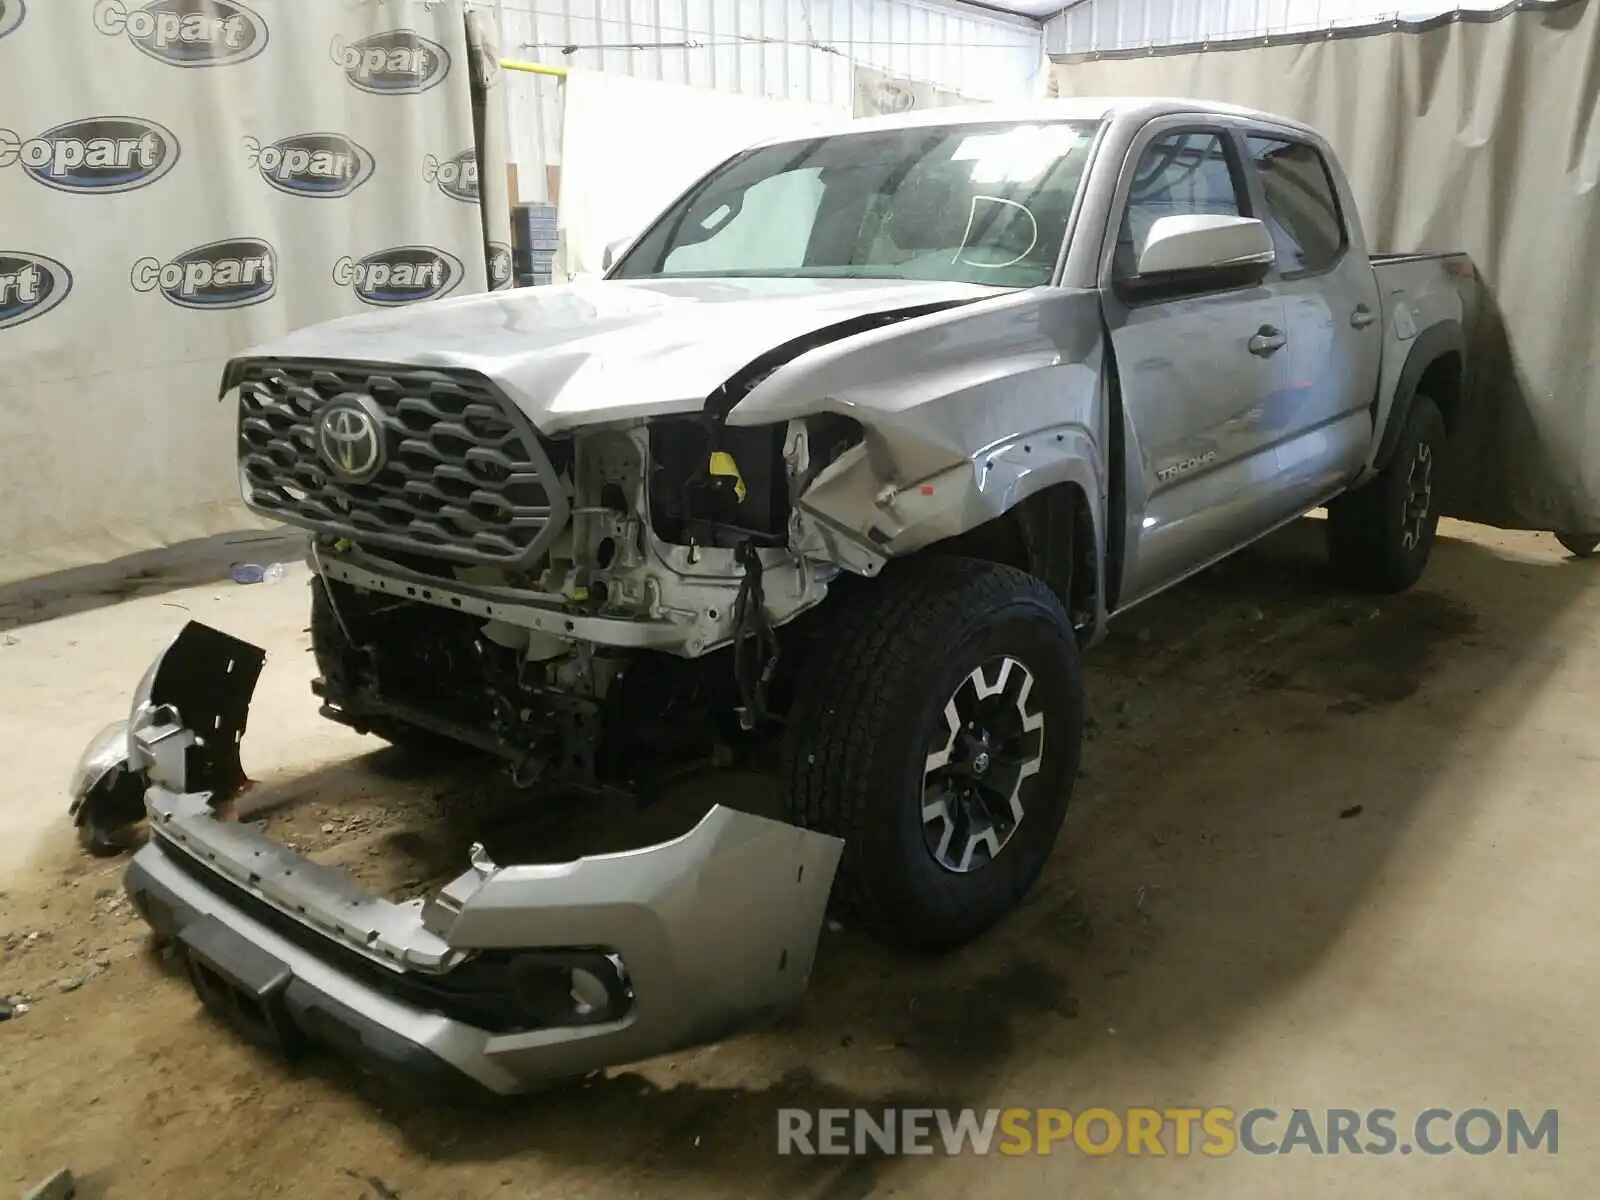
[499,58,568,78]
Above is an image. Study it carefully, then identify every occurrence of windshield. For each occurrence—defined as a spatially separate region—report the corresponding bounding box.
[610,120,1100,288]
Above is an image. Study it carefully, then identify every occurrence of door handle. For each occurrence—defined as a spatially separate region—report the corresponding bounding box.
[1247,325,1287,357]
[1351,305,1377,330]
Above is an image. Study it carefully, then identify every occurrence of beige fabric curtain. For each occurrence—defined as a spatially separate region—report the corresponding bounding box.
[0,0,500,585]
[1052,0,1600,534]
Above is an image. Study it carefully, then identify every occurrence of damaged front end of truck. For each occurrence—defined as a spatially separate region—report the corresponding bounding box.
[217,278,1103,799]
[68,269,1106,1089]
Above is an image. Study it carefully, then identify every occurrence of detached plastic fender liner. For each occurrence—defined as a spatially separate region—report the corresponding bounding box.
[133,621,265,797]
[68,621,265,847]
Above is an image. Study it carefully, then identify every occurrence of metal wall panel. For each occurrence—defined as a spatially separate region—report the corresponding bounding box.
[498,0,1045,198]
[1046,0,1514,55]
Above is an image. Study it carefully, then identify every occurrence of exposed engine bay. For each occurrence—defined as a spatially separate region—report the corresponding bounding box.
[307,396,867,793]
[230,277,1015,799]
[217,266,1097,803]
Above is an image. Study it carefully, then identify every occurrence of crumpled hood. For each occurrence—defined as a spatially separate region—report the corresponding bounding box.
[236,276,1009,433]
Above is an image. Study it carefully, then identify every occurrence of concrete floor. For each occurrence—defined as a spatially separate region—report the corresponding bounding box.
[0,518,1595,1198]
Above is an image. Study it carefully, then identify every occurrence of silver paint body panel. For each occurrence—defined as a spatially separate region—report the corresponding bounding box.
[241,275,1009,435]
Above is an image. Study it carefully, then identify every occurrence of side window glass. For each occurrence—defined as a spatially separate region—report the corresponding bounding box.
[1115,131,1243,279]
[1246,136,1346,276]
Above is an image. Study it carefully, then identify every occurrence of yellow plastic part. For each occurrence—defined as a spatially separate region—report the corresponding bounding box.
[708,450,747,503]
[499,59,568,78]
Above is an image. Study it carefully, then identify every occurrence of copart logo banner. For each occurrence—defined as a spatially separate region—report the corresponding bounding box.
[0,252,72,331]
[333,247,464,306]
[487,243,513,290]
[131,238,278,309]
[247,133,375,198]
[331,31,450,95]
[871,82,916,115]
[424,149,478,203]
[94,0,268,68]
[0,1,25,41]
[0,117,179,195]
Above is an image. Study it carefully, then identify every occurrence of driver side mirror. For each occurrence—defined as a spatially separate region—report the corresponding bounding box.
[1128,215,1275,297]
[601,236,631,272]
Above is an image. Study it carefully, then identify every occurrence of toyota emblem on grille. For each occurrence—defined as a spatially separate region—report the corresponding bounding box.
[316,401,385,482]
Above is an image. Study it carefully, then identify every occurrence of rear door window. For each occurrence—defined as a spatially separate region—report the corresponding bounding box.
[1246,136,1347,276]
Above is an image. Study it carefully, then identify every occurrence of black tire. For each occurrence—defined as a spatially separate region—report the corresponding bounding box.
[781,557,1084,953]
[1327,394,1447,593]
[1556,533,1599,559]
[309,577,457,753]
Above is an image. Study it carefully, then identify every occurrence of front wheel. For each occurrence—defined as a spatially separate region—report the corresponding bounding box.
[1327,394,1447,593]
[781,557,1083,953]
[1556,533,1599,559]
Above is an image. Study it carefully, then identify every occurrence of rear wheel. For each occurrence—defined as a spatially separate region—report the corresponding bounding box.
[1327,394,1447,593]
[781,557,1083,952]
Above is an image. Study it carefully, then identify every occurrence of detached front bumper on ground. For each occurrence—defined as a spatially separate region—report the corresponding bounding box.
[70,621,843,1095]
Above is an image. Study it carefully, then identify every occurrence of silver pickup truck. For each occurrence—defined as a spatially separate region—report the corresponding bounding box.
[74,97,1477,1094]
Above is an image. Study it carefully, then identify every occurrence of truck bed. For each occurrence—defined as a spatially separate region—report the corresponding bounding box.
[1371,250,1479,345]
[1369,250,1468,265]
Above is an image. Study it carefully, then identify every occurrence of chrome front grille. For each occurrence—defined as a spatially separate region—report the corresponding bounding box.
[235,359,569,566]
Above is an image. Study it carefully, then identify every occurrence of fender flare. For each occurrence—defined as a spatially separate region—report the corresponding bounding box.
[1373,319,1464,471]
[1009,467,1107,639]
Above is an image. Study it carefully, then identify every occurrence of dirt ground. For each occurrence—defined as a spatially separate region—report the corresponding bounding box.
[1,519,1596,1198]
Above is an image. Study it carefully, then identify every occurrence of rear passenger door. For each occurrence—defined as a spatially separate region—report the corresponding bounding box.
[1102,121,1292,605]
[1243,132,1383,510]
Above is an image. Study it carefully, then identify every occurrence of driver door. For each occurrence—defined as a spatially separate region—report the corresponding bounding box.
[1102,122,1292,605]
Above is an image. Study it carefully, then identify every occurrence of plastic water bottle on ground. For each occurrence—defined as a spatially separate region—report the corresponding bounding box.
[231,563,286,585]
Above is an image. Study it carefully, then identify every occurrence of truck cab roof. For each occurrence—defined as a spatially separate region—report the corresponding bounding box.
[752,96,1324,148]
